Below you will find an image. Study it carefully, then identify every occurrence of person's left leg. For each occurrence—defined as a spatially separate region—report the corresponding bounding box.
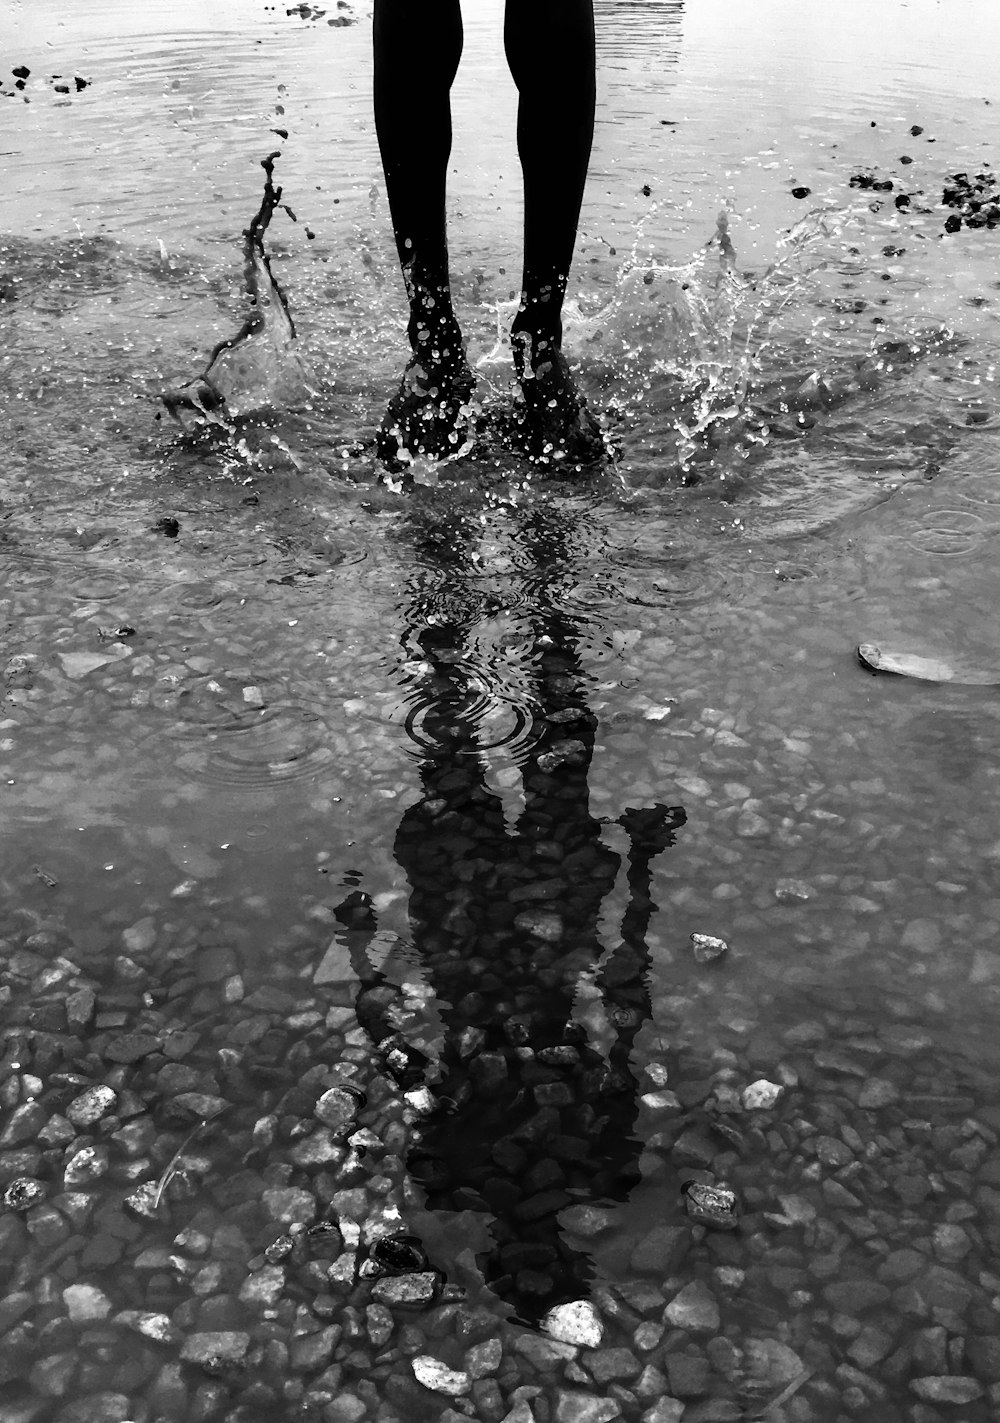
[373,0,474,466]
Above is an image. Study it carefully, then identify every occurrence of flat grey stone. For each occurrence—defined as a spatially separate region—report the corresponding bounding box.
[513,1334,577,1369]
[2,1177,46,1212]
[932,1223,971,1263]
[113,1310,180,1345]
[664,1281,720,1333]
[122,916,157,953]
[629,1224,690,1275]
[290,1325,341,1372]
[66,1086,117,1128]
[553,1393,622,1423]
[665,1353,710,1397]
[411,1357,471,1396]
[466,1338,502,1378]
[103,1033,160,1063]
[858,1077,899,1109]
[63,1145,109,1186]
[57,1394,133,1423]
[542,1300,603,1348]
[587,1347,642,1384]
[371,1272,440,1308]
[561,1204,615,1237]
[910,1376,983,1404]
[822,1280,891,1312]
[262,1187,316,1225]
[180,1331,250,1367]
[58,651,116,680]
[62,1285,112,1322]
[641,1404,683,1423]
[744,1337,806,1386]
[1,1103,47,1147]
[169,1092,228,1120]
[314,1087,362,1133]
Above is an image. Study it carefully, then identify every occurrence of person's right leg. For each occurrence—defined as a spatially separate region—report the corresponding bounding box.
[373,0,474,466]
[504,0,604,465]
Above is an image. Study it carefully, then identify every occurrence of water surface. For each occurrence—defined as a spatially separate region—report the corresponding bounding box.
[3,2,1000,1420]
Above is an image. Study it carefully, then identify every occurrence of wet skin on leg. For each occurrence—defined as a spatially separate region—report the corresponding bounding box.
[373,0,474,465]
[505,0,604,463]
[372,0,602,467]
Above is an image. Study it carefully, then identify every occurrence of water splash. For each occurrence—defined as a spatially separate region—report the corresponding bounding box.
[569,208,844,481]
[162,152,313,427]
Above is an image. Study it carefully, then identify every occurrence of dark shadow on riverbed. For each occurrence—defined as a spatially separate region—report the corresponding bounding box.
[348,500,685,1325]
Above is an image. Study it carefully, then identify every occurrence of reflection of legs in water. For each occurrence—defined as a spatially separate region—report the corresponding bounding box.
[394,606,676,1322]
[381,509,684,1321]
[505,0,604,464]
[373,0,474,466]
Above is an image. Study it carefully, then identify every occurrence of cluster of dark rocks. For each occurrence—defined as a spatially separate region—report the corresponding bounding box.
[847,164,1000,233]
[1,67,90,101]
[2,892,1000,1423]
[940,171,1000,233]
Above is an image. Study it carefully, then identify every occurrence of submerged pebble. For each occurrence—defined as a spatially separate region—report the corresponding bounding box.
[690,933,728,963]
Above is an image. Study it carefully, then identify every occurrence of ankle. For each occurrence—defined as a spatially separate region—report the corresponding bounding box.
[407,309,465,369]
[511,324,562,379]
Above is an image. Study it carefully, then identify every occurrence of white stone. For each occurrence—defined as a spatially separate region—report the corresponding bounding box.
[774,878,812,902]
[411,1356,471,1396]
[63,1284,112,1322]
[66,1085,118,1128]
[115,1310,180,1344]
[404,1086,435,1114]
[742,1079,784,1110]
[641,1090,683,1112]
[690,933,728,963]
[541,1299,604,1348]
[63,1145,108,1186]
[314,1087,361,1132]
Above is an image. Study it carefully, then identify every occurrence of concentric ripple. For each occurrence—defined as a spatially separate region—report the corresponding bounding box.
[904,509,990,557]
[398,687,535,758]
[195,702,336,787]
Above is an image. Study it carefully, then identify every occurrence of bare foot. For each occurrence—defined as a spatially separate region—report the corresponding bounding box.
[512,331,605,467]
[377,332,475,471]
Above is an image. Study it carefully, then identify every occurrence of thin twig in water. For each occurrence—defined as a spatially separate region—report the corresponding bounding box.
[748,1369,814,1421]
[153,1119,206,1210]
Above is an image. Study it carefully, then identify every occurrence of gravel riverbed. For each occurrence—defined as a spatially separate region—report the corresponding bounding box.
[3,884,1000,1423]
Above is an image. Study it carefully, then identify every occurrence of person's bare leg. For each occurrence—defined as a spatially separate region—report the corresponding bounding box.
[373,0,474,466]
[505,0,603,464]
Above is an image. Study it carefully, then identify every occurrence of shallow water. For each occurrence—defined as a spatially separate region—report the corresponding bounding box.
[3,2,1000,1421]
